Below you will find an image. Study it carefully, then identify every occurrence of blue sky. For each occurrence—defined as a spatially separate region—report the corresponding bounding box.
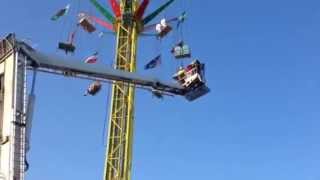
[1,0,320,179]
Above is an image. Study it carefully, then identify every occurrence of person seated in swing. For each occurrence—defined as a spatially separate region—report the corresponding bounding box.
[155,18,172,38]
[171,40,191,59]
[78,13,96,33]
[84,81,102,96]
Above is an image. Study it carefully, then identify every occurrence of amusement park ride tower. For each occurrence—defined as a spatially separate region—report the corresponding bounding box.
[99,1,175,179]
[103,1,139,180]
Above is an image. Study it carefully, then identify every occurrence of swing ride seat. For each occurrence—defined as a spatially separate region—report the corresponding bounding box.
[87,81,102,96]
[78,17,96,33]
[172,44,191,59]
[157,25,172,38]
[58,42,76,54]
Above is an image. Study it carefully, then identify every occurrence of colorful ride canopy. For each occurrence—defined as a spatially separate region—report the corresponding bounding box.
[88,0,176,32]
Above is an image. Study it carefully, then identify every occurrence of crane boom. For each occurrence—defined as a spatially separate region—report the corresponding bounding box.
[18,42,185,96]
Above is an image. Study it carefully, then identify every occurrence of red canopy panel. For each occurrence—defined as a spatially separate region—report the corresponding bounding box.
[109,0,121,17]
[134,0,150,20]
[90,15,114,31]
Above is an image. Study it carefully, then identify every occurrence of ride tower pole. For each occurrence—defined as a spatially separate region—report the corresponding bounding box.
[104,1,139,180]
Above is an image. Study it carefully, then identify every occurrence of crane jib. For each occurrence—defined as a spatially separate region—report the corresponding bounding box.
[16,40,208,101]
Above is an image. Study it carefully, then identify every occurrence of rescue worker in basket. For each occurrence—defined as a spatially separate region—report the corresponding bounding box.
[173,60,205,89]
[155,18,172,38]
[84,81,102,96]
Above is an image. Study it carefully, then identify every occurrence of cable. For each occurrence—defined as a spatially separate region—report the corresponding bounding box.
[30,69,37,95]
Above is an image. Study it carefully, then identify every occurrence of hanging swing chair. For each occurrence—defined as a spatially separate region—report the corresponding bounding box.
[171,40,191,59]
[78,13,96,33]
[155,18,172,38]
[58,30,76,54]
[84,81,102,96]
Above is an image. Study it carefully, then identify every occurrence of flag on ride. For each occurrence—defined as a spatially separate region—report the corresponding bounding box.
[85,52,99,64]
[144,55,161,69]
[51,4,71,21]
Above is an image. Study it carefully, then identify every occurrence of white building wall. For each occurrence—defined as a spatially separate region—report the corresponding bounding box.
[0,53,16,180]
[0,51,26,180]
